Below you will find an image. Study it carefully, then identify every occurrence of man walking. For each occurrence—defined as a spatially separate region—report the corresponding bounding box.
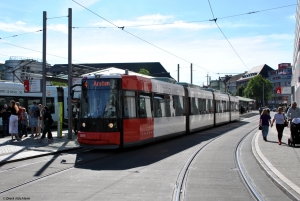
[287,102,300,121]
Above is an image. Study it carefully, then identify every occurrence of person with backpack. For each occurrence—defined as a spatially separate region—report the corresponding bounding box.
[38,106,53,143]
[30,101,40,138]
[21,108,29,138]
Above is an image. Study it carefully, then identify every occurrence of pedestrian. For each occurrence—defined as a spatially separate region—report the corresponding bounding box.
[29,101,39,138]
[0,104,11,137]
[264,106,270,115]
[38,106,53,143]
[9,100,21,141]
[73,104,79,135]
[38,104,44,135]
[21,108,29,138]
[270,107,286,145]
[286,101,300,138]
[259,109,271,141]
[15,102,24,138]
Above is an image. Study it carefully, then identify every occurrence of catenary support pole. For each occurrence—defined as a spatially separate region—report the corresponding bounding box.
[68,8,72,139]
[177,64,179,82]
[191,63,193,84]
[42,11,47,108]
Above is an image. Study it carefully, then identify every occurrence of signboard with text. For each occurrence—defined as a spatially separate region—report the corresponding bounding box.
[23,79,41,93]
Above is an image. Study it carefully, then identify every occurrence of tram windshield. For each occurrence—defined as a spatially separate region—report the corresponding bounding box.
[80,78,121,118]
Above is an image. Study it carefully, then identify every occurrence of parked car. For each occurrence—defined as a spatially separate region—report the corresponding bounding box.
[272,108,277,112]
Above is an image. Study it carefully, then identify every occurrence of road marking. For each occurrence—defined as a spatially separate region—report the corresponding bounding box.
[254,131,300,194]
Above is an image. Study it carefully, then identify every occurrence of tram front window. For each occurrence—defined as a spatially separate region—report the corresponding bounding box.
[81,78,121,119]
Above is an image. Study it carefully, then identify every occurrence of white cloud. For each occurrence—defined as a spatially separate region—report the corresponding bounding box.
[48,24,68,34]
[0,21,40,32]
[288,14,296,20]
[91,14,267,31]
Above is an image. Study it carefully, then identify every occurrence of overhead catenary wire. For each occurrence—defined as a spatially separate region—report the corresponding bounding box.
[0,41,84,63]
[71,3,297,29]
[71,0,216,74]
[0,30,42,40]
[207,0,249,70]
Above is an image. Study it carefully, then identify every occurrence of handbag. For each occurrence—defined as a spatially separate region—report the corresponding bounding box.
[259,125,262,130]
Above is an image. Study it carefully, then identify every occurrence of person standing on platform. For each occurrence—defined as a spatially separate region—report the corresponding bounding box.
[73,104,79,135]
[30,101,39,138]
[21,108,29,138]
[259,109,271,142]
[38,106,53,143]
[270,107,286,145]
[16,102,24,138]
[38,104,44,135]
[9,100,21,141]
[0,104,10,137]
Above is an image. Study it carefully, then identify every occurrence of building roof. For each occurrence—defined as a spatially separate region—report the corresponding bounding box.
[237,64,274,82]
[51,62,174,79]
[226,73,246,83]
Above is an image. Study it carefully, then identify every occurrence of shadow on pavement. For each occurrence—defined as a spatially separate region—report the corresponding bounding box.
[74,120,250,171]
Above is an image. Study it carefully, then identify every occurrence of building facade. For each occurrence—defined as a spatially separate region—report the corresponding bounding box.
[292,1,300,104]
[268,63,292,108]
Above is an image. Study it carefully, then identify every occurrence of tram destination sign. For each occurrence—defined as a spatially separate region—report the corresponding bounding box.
[24,79,41,93]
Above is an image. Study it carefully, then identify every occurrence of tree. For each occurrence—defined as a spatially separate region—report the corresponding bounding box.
[50,81,67,87]
[234,85,245,97]
[244,74,273,106]
[138,68,150,76]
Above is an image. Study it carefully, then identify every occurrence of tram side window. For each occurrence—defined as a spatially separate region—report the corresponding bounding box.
[191,97,199,115]
[139,92,152,118]
[222,101,227,112]
[153,94,165,117]
[198,98,207,114]
[172,95,184,116]
[124,91,136,118]
[165,95,173,117]
[216,100,223,113]
[208,99,214,113]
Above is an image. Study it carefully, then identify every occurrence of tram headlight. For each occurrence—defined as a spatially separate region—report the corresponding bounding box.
[82,122,86,127]
[108,123,114,128]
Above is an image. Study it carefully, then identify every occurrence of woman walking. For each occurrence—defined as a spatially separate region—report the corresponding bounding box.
[271,107,286,145]
[9,100,21,141]
[260,109,271,141]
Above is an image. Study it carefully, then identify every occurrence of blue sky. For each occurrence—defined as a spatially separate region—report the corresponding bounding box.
[0,0,297,85]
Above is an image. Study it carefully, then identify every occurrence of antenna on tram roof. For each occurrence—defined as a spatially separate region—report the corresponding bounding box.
[125,69,129,75]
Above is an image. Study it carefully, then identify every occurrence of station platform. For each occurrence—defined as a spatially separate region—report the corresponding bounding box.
[0,130,80,164]
[253,119,300,200]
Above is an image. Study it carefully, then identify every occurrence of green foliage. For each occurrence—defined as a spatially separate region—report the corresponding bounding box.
[50,81,68,87]
[234,85,245,96]
[244,75,273,104]
[138,68,150,75]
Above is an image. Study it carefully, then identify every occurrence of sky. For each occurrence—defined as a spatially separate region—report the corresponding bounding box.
[0,0,297,86]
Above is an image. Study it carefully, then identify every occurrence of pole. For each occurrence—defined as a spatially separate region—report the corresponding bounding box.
[177,64,179,82]
[191,63,193,84]
[42,11,46,107]
[68,8,72,139]
[262,82,265,107]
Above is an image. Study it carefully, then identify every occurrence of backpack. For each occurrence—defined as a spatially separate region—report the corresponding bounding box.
[33,107,39,118]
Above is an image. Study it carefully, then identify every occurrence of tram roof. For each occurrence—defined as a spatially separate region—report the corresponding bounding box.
[236,96,256,102]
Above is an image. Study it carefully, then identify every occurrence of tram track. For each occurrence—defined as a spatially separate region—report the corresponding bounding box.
[173,116,263,201]
[0,148,120,194]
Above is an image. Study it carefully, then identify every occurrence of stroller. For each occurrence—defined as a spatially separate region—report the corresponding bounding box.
[288,118,300,147]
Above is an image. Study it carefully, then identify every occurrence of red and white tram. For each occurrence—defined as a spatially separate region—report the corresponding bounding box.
[78,73,239,149]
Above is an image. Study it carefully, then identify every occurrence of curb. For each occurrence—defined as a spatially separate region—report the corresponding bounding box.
[252,131,300,201]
